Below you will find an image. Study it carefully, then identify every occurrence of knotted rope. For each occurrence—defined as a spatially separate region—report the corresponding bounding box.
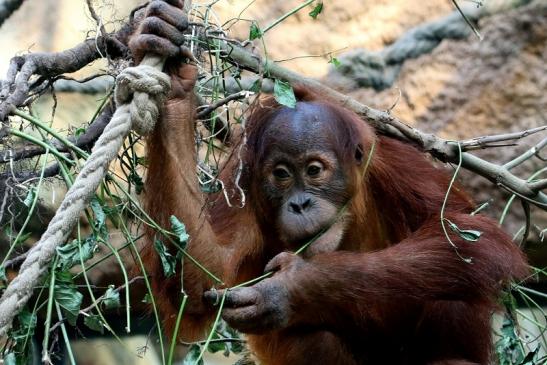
[0,55,170,336]
[330,0,532,90]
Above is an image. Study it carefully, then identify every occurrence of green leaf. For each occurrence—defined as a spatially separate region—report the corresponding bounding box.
[249,21,263,40]
[17,310,37,331]
[170,215,190,249]
[445,219,482,242]
[56,237,97,270]
[84,314,104,334]
[55,269,73,284]
[249,79,262,93]
[14,232,31,246]
[22,187,36,207]
[273,79,297,108]
[0,265,6,282]
[102,286,121,309]
[54,282,83,326]
[309,2,323,19]
[129,172,144,195]
[183,345,204,365]
[75,127,86,137]
[136,156,149,167]
[328,56,341,68]
[3,353,16,365]
[91,199,107,235]
[207,320,244,356]
[11,309,37,342]
[207,338,226,354]
[154,239,177,277]
[142,293,152,304]
[519,346,539,365]
[495,314,523,365]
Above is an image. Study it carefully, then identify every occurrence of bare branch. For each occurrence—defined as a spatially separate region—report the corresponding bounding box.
[86,0,107,38]
[0,163,60,183]
[195,94,232,142]
[215,41,547,210]
[196,91,249,119]
[461,126,547,151]
[529,179,547,192]
[504,137,547,170]
[0,26,130,121]
[2,251,27,269]
[0,0,25,28]
[0,102,114,163]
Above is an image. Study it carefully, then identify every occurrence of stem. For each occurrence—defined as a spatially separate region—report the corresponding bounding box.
[9,129,72,163]
[54,303,76,365]
[195,291,227,364]
[499,167,547,225]
[262,0,315,34]
[13,109,88,158]
[41,258,57,363]
[439,142,472,263]
[167,294,188,365]
[1,149,49,267]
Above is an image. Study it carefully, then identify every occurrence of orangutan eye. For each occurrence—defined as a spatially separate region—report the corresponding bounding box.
[307,162,323,177]
[273,166,291,179]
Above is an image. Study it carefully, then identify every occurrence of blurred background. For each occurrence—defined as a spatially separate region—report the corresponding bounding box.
[0,0,545,364]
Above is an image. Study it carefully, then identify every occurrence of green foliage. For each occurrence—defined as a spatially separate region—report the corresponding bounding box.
[273,79,297,108]
[308,2,323,19]
[328,55,341,68]
[207,320,245,356]
[102,286,121,309]
[56,237,97,270]
[129,171,144,194]
[3,353,16,365]
[519,348,540,365]
[199,166,222,194]
[2,225,31,247]
[249,21,263,40]
[183,345,204,365]
[142,293,152,304]
[249,79,262,93]
[170,215,190,249]
[154,239,177,277]
[444,218,482,242]
[54,271,84,326]
[91,199,107,236]
[4,309,38,365]
[22,187,36,207]
[496,314,524,365]
[84,314,104,334]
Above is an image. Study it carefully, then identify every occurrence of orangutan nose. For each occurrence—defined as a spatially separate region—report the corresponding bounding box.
[288,196,312,214]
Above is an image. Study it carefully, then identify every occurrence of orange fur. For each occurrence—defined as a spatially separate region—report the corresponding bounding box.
[141,87,528,363]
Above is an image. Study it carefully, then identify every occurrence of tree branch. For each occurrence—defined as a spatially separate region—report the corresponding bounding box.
[0,0,25,28]
[0,101,114,163]
[460,126,547,151]
[0,26,130,121]
[196,91,249,119]
[216,41,547,210]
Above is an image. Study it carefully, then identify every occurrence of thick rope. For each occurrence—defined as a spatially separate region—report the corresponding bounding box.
[330,0,532,90]
[0,55,170,336]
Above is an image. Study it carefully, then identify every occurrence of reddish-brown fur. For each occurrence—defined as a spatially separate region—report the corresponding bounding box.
[141,79,528,364]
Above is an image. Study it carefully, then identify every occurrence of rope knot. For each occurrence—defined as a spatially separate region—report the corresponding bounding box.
[115,65,171,135]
